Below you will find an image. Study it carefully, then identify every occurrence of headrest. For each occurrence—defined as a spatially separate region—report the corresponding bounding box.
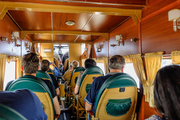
[36,70,51,81]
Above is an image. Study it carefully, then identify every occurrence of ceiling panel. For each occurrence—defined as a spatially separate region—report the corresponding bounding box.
[83,15,129,32]
[33,34,52,41]
[53,35,78,41]
[1,0,145,9]
[76,35,92,41]
[1,0,146,4]
[75,35,101,41]
[53,13,92,31]
[8,11,51,31]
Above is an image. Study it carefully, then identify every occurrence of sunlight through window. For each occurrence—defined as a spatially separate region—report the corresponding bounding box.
[124,63,140,88]
[3,61,16,90]
[97,63,105,75]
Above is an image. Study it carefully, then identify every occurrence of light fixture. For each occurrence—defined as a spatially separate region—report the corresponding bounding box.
[168,9,180,32]
[65,20,75,26]
[115,34,123,46]
[11,31,21,46]
[96,43,101,52]
[25,42,32,50]
[1,36,8,41]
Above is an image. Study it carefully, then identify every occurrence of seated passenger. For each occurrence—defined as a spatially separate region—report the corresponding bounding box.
[58,59,64,76]
[50,62,60,77]
[41,59,60,96]
[62,60,79,85]
[0,89,47,120]
[146,65,180,120]
[74,59,96,95]
[84,55,125,113]
[21,53,60,116]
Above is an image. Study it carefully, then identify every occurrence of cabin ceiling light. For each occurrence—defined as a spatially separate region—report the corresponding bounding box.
[96,43,102,52]
[168,9,180,32]
[65,20,75,26]
[115,34,124,46]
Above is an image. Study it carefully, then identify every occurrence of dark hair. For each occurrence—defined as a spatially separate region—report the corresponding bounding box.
[84,59,96,69]
[40,59,50,71]
[109,55,125,70]
[22,53,39,74]
[154,65,180,120]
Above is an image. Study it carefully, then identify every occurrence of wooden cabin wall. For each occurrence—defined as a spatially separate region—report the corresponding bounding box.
[142,2,180,54]
[0,14,30,57]
[93,18,139,58]
[92,0,180,119]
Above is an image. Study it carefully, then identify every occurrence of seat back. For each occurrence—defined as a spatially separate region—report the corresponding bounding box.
[36,70,56,87]
[64,58,69,73]
[47,69,54,75]
[78,66,104,107]
[69,67,85,87]
[36,70,52,82]
[94,73,137,120]
[0,104,27,120]
[7,75,54,120]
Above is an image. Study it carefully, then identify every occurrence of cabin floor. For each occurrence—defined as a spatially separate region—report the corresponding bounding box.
[59,97,86,120]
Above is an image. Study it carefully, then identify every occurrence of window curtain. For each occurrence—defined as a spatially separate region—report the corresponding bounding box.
[0,54,7,91]
[123,55,132,63]
[171,51,180,65]
[16,56,23,78]
[92,58,97,63]
[129,54,147,86]
[103,57,109,74]
[143,52,163,107]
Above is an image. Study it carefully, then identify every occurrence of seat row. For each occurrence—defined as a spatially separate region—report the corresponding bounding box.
[67,66,138,120]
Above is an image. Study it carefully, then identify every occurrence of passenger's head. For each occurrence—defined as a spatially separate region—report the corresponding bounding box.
[22,53,39,74]
[109,55,125,71]
[84,59,96,69]
[154,65,180,120]
[72,60,79,69]
[40,59,50,71]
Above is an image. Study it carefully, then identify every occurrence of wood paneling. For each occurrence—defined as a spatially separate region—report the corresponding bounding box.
[0,14,21,56]
[1,0,146,9]
[109,18,139,57]
[8,11,51,31]
[83,15,128,32]
[69,43,81,64]
[53,35,79,41]
[76,35,92,41]
[142,4,180,54]
[142,0,176,18]
[93,36,108,58]
[92,18,139,58]
[53,13,92,31]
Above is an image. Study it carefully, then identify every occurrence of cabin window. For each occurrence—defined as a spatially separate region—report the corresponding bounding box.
[124,63,140,88]
[97,63,105,75]
[161,59,172,68]
[3,61,16,90]
[81,43,86,55]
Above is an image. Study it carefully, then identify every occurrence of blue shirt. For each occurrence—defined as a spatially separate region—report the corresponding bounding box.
[53,66,60,77]
[85,72,118,113]
[0,89,47,120]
